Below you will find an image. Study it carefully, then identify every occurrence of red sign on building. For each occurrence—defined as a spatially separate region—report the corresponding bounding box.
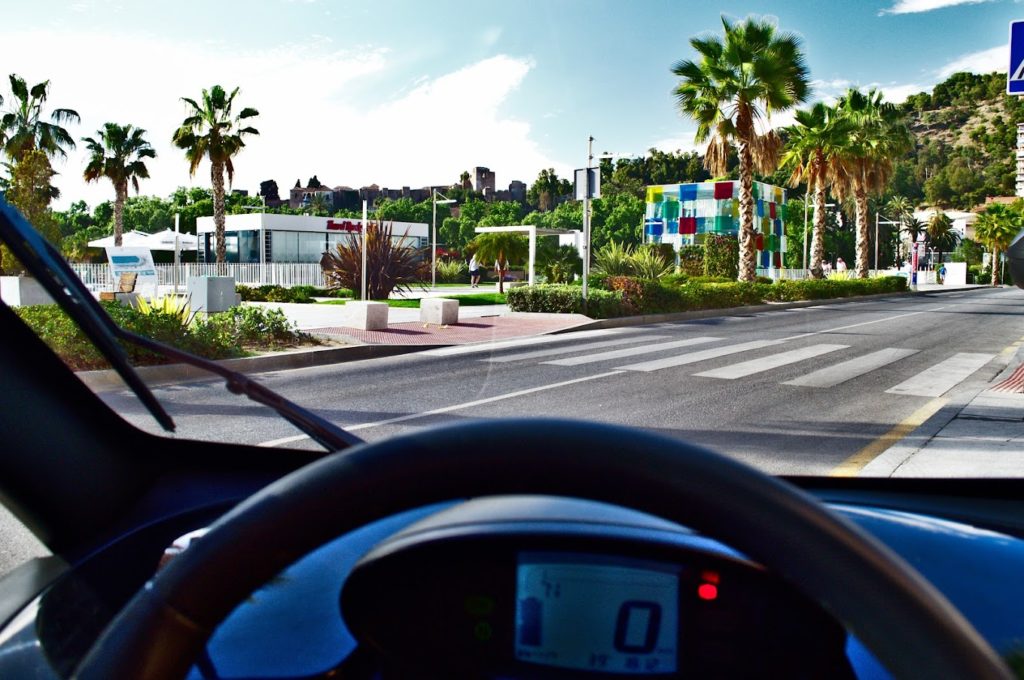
[326,219,362,233]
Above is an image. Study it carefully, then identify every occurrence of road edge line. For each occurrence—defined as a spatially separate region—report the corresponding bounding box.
[828,397,949,477]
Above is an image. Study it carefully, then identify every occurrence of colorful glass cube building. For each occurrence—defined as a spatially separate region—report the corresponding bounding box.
[645,181,788,269]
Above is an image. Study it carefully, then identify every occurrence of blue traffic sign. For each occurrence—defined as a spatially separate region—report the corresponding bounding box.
[1009,21,1024,94]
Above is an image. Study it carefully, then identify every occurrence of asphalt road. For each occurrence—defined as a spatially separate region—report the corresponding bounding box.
[3,287,1023,578]
[104,286,1024,476]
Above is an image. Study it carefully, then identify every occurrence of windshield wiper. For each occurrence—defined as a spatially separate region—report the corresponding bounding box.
[0,196,360,452]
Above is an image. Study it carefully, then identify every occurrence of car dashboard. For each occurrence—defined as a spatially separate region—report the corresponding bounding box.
[2,492,1024,679]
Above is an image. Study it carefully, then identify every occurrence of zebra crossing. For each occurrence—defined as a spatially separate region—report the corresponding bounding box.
[473,331,995,397]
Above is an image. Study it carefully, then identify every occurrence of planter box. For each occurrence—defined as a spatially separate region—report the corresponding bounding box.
[188,276,237,314]
[420,298,458,325]
[343,301,389,330]
[0,276,55,307]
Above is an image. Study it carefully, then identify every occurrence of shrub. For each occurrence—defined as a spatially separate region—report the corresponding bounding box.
[321,220,429,299]
[14,301,314,371]
[436,258,468,283]
[703,235,739,279]
[629,246,673,280]
[593,241,634,277]
[678,245,704,277]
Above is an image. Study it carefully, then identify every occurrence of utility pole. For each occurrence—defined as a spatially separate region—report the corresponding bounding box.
[582,136,594,304]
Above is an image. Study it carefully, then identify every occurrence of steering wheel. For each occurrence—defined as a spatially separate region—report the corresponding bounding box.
[74,419,1012,679]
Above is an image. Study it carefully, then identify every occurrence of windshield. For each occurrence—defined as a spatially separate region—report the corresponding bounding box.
[3,5,1024,487]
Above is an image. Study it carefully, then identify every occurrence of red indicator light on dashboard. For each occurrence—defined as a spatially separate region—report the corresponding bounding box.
[697,583,718,601]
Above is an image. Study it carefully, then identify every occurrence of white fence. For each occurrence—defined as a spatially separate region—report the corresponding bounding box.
[71,263,327,290]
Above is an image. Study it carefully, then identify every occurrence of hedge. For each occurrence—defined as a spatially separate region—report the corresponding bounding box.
[237,284,353,303]
[507,276,908,319]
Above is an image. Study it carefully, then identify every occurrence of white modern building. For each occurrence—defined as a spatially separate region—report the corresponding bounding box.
[195,213,429,264]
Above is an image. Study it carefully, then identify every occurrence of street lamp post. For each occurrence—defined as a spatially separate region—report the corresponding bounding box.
[874,213,901,273]
[432,189,456,289]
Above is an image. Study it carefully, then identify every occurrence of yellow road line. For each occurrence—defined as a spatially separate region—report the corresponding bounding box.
[831,334,1024,477]
[829,397,948,477]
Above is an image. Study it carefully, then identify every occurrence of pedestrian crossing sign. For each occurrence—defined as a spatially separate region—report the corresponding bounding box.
[1009,21,1024,94]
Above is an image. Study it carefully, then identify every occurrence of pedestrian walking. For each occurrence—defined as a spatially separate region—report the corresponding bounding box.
[836,257,847,272]
[469,255,480,288]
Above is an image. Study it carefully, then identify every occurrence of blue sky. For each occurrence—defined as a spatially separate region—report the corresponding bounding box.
[0,0,1020,209]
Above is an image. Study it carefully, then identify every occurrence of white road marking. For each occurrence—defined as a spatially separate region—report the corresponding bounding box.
[420,328,629,357]
[484,334,670,362]
[543,337,720,367]
[618,340,783,372]
[784,347,919,388]
[257,371,624,447]
[780,307,943,342]
[694,343,849,380]
[885,352,995,397]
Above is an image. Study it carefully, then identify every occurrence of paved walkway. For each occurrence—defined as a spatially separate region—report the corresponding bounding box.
[861,346,1024,478]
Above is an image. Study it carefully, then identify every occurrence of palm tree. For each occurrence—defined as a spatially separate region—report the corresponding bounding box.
[172,85,259,271]
[471,232,529,293]
[672,16,809,281]
[82,123,156,247]
[834,88,913,278]
[884,195,913,224]
[900,216,927,266]
[974,204,1020,286]
[0,75,80,163]
[926,212,960,264]
[780,102,850,279]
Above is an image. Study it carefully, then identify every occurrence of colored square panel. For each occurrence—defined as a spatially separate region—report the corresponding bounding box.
[695,216,707,232]
[664,199,680,219]
[714,181,733,199]
[680,217,697,234]
[645,219,664,235]
[646,187,663,203]
[755,233,765,251]
[731,201,740,218]
[756,199,764,217]
[679,184,698,201]
[769,202,777,219]
[713,215,733,232]
[666,219,679,234]
[773,251,782,268]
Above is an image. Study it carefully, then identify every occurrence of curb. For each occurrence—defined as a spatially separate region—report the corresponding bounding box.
[76,343,439,393]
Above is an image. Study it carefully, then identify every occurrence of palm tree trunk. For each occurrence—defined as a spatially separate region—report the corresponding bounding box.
[854,190,870,278]
[810,157,826,279]
[113,181,127,248]
[736,115,756,282]
[992,248,999,286]
[211,160,227,275]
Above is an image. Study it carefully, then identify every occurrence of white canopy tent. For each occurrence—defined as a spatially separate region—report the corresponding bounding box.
[142,228,199,251]
[87,230,154,249]
[88,229,198,251]
[474,225,580,285]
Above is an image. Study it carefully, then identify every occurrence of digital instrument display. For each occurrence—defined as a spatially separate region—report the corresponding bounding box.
[514,552,679,674]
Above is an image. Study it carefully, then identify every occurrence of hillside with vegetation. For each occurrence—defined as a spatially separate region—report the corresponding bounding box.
[892,71,1024,210]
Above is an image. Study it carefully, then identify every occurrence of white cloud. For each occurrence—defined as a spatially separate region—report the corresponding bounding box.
[0,30,562,210]
[938,44,1007,78]
[879,0,991,15]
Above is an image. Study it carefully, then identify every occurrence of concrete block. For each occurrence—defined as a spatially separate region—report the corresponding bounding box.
[344,301,389,330]
[0,276,55,307]
[188,276,236,314]
[420,298,458,325]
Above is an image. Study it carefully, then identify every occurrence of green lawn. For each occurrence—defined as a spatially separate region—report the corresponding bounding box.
[317,293,506,307]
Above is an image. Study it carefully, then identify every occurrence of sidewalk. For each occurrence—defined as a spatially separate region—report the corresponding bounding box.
[861,351,1024,477]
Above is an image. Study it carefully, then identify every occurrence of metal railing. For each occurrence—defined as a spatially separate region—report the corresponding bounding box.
[70,263,327,290]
